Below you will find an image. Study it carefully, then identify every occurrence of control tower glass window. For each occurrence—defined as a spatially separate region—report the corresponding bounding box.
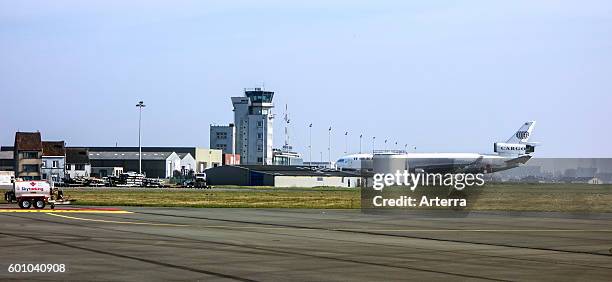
[245,89,274,103]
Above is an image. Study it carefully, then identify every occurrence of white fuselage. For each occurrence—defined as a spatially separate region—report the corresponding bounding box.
[337,152,528,174]
[335,154,374,171]
[336,121,537,174]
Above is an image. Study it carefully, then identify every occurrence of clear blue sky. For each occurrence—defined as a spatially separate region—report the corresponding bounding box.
[1,1,611,158]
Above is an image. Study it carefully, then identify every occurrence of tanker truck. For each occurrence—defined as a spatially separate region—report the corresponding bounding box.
[4,180,72,209]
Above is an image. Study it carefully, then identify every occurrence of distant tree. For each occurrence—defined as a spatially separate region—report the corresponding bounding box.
[173,170,181,178]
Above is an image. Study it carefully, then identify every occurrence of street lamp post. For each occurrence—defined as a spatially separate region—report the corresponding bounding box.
[328,126,332,167]
[344,131,348,155]
[136,101,146,174]
[372,136,375,153]
[359,134,363,154]
[309,123,312,166]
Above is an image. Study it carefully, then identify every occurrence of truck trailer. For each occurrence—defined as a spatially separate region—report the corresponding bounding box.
[4,180,71,209]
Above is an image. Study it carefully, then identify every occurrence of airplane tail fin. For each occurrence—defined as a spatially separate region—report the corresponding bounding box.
[506,121,536,144]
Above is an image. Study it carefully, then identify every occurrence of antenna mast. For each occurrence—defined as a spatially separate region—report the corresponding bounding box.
[283,104,291,151]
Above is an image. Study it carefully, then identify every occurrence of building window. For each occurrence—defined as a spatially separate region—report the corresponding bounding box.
[75,164,85,170]
[257,157,263,163]
[316,177,324,182]
[257,145,263,152]
[21,151,38,159]
[23,164,39,172]
[42,173,47,179]
[216,132,227,140]
[52,161,59,168]
[42,161,47,168]
[257,133,263,139]
[66,164,71,170]
[257,121,263,127]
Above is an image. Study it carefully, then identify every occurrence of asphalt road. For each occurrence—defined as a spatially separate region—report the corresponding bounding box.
[0,206,611,281]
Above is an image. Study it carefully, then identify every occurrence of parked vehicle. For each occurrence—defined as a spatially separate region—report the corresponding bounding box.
[63,177,87,187]
[4,180,73,209]
[182,173,209,188]
[117,172,145,187]
[143,178,165,187]
[86,177,105,187]
[194,173,208,188]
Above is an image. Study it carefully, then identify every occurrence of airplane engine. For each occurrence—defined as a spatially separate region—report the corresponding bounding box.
[373,153,409,175]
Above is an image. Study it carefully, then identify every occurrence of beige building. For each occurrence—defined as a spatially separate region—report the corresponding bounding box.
[194,148,223,172]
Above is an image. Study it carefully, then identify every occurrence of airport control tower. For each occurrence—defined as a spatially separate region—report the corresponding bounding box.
[231,88,274,165]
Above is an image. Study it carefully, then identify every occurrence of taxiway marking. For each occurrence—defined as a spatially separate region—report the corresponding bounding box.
[47,213,189,226]
[0,209,132,214]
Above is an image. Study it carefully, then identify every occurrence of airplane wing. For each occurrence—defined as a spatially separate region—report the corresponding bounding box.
[504,155,532,166]
[418,157,485,174]
[457,156,485,173]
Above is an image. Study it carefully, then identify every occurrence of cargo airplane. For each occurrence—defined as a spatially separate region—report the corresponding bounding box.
[336,121,539,174]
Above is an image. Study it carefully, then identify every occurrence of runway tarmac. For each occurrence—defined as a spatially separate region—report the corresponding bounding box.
[0,205,611,281]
